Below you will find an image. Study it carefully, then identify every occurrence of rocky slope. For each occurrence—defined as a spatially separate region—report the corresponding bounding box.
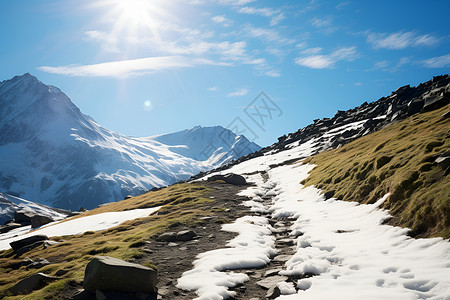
[0,75,448,300]
[192,74,450,178]
[0,74,260,211]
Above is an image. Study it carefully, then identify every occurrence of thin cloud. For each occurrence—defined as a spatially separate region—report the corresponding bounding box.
[246,26,294,44]
[228,88,249,97]
[238,7,285,25]
[84,31,119,53]
[311,17,332,28]
[367,31,440,50]
[218,0,255,6]
[212,15,233,27]
[422,54,450,68]
[301,47,322,55]
[295,46,357,69]
[208,86,219,91]
[38,56,231,78]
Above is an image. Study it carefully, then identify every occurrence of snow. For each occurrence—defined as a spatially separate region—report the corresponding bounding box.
[176,216,276,299]
[180,136,450,299]
[0,206,160,250]
[0,193,68,225]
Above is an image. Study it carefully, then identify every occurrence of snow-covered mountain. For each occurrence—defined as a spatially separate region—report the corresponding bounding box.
[0,73,260,211]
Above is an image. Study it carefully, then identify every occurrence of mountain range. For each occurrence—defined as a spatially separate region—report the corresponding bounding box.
[0,74,260,211]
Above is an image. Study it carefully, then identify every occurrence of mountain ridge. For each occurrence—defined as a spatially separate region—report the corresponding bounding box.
[0,74,260,211]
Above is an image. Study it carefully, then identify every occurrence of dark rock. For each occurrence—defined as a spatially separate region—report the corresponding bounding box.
[124,195,133,200]
[176,230,197,241]
[83,256,157,293]
[208,173,247,185]
[408,98,424,115]
[55,269,69,276]
[266,286,282,298]
[16,240,46,256]
[14,210,35,224]
[435,156,450,171]
[31,215,53,229]
[324,190,335,199]
[27,258,50,269]
[79,206,87,212]
[9,272,58,295]
[10,235,49,252]
[0,222,23,233]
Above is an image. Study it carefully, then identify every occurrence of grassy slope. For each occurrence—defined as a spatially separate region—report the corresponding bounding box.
[303,104,450,239]
[0,183,215,299]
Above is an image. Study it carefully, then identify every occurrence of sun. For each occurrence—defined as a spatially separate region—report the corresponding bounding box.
[91,0,172,38]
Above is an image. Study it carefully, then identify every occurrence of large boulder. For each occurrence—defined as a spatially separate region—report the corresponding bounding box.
[208,173,247,185]
[31,215,53,229]
[10,235,49,252]
[14,210,36,224]
[10,272,58,295]
[83,256,157,294]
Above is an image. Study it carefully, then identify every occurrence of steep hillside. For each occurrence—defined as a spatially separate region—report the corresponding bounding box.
[0,74,260,211]
[303,104,449,238]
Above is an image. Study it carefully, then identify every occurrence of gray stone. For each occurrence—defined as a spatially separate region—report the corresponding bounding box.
[176,230,196,241]
[265,268,282,277]
[83,256,157,293]
[14,210,35,224]
[31,215,53,229]
[10,272,58,295]
[273,255,291,262]
[10,234,49,252]
[256,275,288,289]
[208,173,247,185]
[27,258,50,269]
[156,232,176,242]
[277,238,295,246]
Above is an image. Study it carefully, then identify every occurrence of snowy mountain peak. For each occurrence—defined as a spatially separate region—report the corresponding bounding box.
[0,74,260,210]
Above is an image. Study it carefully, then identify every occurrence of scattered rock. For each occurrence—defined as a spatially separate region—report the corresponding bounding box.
[0,222,23,233]
[10,234,49,252]
[176,230,197,241]
[9,272,58,295]
[277,238,295,246]
[256,275,288,289]
[208,173,247,185]
[14,210,35,224]
[31,215,53,229]
[27,258,50,270]
[273,255,291,262]
[55,269,69,276]
[83,256,157,293]
[156,232,176,242]
[266,286,281,299]
[16,241,46,256]
[79,206,87,212]
[265,268,282,277]
[168,242,179,247]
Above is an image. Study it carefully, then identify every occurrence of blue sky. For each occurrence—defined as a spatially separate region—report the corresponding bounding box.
[1,0,449,146]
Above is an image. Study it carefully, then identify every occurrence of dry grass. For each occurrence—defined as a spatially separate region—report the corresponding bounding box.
[303,104,450,238]
[0,183,213,299]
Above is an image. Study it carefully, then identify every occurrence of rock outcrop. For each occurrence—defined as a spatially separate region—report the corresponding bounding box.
[83,256,158,294]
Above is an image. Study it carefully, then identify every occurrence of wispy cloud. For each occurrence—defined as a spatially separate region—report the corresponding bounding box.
[228,88,248,97]
[367,31,440,50]
[301,47,322,55]
[246,26,294,44]
[84,31,119,53]
[212,15,233,27]
[295,46,357,69]
[369,57,411,72]
[218,0,255,6]
[311,17,332,28]
[238,7,284,25]
[38,56,231,78]
[422,54,450,68]
[208,86,219,91]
